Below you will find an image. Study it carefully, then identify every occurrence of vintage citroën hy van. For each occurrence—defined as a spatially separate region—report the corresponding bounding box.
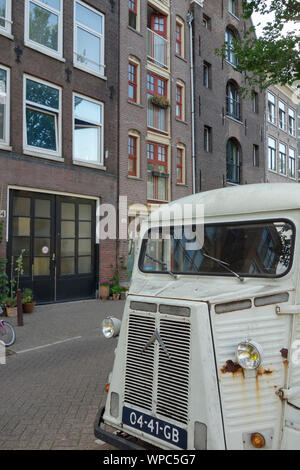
[94,184,300,450]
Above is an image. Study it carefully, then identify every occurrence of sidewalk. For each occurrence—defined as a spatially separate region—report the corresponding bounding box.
[0,299,125,450]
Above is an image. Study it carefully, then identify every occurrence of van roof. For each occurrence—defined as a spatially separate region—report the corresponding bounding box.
[152,184,300,220]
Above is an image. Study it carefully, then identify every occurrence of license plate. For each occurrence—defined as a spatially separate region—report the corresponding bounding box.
[122,407,187,449]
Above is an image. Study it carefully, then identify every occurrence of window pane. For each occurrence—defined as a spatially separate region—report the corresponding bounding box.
[74,126,100,162]
[79,222,91,238]
[13,197,31,216]
[79,239,91,255]
[26,79,59,109]
[0,68,6,140]
[34,257,50,276]
[74,96,102,124]
[34,238,51,255]
[61,221,75,238]
[35,218,50,236]
[61,258,75,275]
[61,203,75,220]
[40,0,60,10]
[76,27,101,71]
[79,204,92,220]
[76,2,102,34]
[13,217,31,236]
[78,256,92,273]
[12,237,30,257]
[35,199,51,217]
[26,108,57,151]
[29,2,59,51]
[61,239,75,256]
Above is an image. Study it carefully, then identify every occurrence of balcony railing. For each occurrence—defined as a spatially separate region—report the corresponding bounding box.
[147,28,168,69]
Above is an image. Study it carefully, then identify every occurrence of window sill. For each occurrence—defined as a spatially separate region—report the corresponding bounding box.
[73,160,106,171]
[73,63,107,81]
[226,181,240,186]
[128,175,143,181]
[226,115,243,125]
[267,120,278,129]
[128,100,143,109]
[0,143,12,151]
[24,41,65,62]
[228,11,240,21]
[127,25,143,37]
[225,59,239,70]
[176,182,187,187]
[175,54,187,63]
[23,149,64,162]
[0,29,14,40]
[175,118,187,125]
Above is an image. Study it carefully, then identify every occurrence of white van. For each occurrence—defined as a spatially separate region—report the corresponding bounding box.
[94,184,300,450]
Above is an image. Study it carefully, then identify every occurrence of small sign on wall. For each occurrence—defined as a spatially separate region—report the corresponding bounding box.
[0,210,6,219]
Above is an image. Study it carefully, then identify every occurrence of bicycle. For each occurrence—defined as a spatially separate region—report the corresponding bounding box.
[0,319,16,347]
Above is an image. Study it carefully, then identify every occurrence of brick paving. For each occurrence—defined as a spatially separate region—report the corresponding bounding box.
[0,300,124,450]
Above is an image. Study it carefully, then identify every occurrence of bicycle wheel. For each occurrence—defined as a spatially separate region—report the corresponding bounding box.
[0,321,16,347]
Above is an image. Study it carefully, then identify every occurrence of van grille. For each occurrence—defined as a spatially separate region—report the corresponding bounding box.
[124,313,191,425]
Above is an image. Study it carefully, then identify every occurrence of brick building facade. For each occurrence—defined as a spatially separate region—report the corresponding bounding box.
[265,84,298,184]
[0,0,119,303]
[190,0,265,192]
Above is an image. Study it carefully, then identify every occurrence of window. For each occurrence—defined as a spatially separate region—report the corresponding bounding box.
[176,82,184,121]
[176,146,185,184]
[148,11,168,68]
[226,81,241,120]
[129,0,137,30]
[24,76,61,157]
[226,138,240,184]
[0,65,10,147]
[268,137,276,171]
[25,0,63,58]
[147,73,168,133]
[253,144,259,167]
[128,135,137,176]
[147,142,168,201]
[278,101,286,131]
[289,147,296,178]
[202,14,211,30]
[228,0,238,17]
[176,19,184,57]
[267,92,276,124]
[74,1,105,77]
[128,62,137,103]
[204,126,212,153]
[252,92,259,113]
[289,108,295,136]
[225,27,238,66]
[279,143,287,175]
[0,0,12,36]
[203,61,211,88]
[73,94,104,166]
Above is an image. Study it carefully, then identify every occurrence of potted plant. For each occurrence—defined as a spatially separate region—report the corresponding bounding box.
[100,280,112,300]
[111,285,122,300]
[22,288,35,313]
[149,95,170,109]
[4,296,17,317]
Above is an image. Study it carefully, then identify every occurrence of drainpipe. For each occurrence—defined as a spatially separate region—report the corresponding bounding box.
[187,11,196,194]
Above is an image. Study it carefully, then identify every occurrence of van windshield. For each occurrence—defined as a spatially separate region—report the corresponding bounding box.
[139,220,295,278]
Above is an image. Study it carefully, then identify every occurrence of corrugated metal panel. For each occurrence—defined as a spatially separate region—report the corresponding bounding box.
[290,314,300,389]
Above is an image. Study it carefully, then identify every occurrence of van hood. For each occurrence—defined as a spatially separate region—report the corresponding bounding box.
[129,275,295,304]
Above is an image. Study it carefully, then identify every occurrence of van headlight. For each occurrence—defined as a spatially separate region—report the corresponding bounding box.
[102,317,121,339]
[236,340,263,370]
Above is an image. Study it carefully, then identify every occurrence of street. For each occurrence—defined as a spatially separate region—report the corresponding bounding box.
[0,300,123,450]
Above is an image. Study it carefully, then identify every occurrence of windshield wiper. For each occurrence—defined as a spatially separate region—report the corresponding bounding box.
[145,253,178,279]
[201,252,244,282]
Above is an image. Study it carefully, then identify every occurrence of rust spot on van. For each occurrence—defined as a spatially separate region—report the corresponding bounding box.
[221,360,243,375]
[257,366,273,376]
[280,348,288,359]
[283,359,289,367]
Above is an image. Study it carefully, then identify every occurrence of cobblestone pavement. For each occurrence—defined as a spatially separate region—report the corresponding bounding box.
[0,300,124,450]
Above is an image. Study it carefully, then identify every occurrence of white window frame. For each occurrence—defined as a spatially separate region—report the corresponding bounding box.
[288,147,296,179]
[0,64,10,149]
[288,108,296,136]
[24,0,64,61]
[278,142,287,175]
[268,137,276,171]
[0,0,13,38]
[23,74,62,160]
[72,92,104,168]
[278,100,286,131]
[267,92,276,125]
[73,0,105,79]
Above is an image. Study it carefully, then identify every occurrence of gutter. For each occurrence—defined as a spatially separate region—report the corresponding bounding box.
[187,11,196,194]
